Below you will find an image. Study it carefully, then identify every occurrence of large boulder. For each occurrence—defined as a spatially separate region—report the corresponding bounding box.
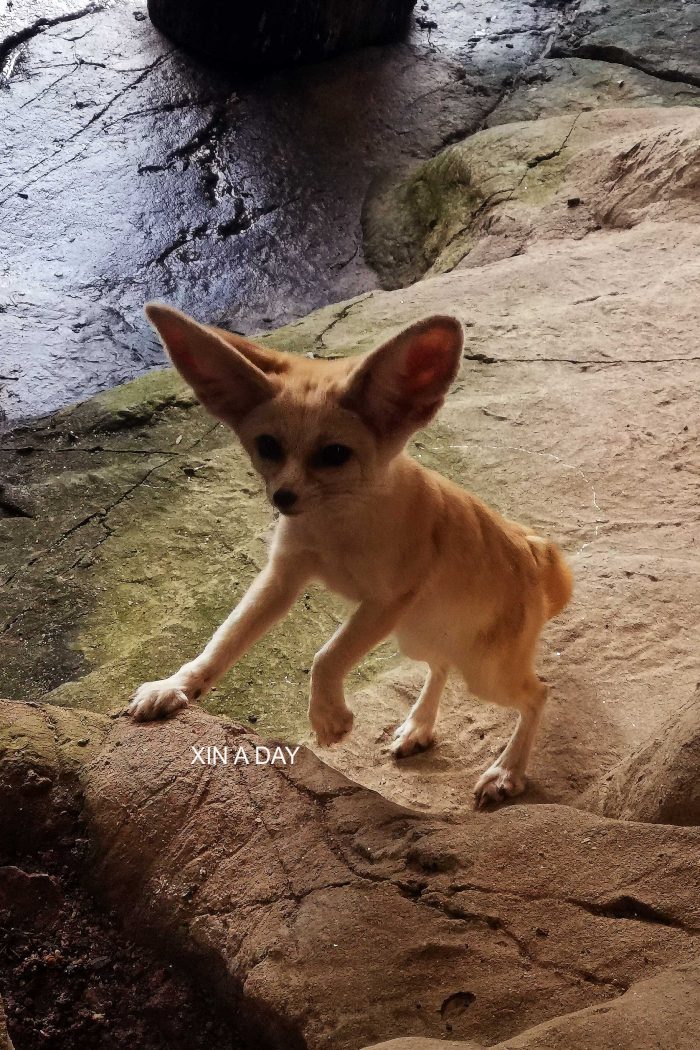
[2,698,700,1049]
[147,0,417,72]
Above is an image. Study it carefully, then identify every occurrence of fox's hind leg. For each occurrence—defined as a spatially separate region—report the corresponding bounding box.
[392,665,448,758]
[472,669,547,809]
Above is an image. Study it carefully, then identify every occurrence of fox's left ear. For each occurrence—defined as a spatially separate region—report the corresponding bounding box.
[145,302,278,428]
[340,315,463,437]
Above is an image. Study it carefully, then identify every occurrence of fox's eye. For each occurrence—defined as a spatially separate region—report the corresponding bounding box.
[255,434,284,461]
[313,443,353,468]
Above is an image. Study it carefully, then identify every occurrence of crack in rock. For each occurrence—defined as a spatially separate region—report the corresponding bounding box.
[567,894,693,932]
[313,293,375,352]
[0,3,104,80]
[0,456,174,590]
[551,40,700,91]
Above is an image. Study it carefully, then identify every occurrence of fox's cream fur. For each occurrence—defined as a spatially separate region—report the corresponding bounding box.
[128,303,573,807]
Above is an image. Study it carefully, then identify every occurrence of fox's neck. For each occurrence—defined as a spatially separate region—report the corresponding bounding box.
[277,451,428,548]
[380,450,424,494]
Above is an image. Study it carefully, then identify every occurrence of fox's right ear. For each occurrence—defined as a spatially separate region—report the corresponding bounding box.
[144,302,278,427]
[340,315,463,440]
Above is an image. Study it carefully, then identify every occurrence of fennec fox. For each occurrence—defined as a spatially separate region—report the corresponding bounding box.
[128,304,572,807]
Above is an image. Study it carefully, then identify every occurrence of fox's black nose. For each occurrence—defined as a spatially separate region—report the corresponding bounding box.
[272,488,298,511]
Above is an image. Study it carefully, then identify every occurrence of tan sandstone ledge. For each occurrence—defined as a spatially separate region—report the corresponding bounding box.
[1,698,699,1050]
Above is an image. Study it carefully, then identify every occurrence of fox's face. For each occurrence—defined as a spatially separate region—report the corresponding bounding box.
[145,304,464,518]
[236,390,381,516]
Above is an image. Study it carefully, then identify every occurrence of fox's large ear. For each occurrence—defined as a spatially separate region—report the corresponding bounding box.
[340,315,463,437]
[209,325,291,376]
[145,303,278,427]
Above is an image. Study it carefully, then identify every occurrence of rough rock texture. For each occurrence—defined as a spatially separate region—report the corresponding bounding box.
[147,0,417,72]
[2,699,700,1050]
[486,56,700,126]
[587,685,700,826]
[363,106,700,287]
[552,0,700,85]
[0,0,559,424]
[363,963,700,1047]
[0,997,13,1050]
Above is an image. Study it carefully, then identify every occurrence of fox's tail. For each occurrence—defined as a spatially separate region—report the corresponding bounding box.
[527,536,574,619]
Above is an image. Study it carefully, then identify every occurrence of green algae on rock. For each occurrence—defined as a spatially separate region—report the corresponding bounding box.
[363,107,700,288]
[0,360,401,741]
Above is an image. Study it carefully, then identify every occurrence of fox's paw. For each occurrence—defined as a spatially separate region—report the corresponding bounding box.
[126,680,189,722]
[310,703,354,747]
[391,718,435,758]
[474,765,526,809]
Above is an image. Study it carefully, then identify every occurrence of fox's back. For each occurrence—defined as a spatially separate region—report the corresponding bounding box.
[387,459,570,663]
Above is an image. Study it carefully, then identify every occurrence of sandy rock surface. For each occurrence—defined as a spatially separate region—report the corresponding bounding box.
[486,56,700,126]
[1,699,700,1050]
[363,961,700,1048]
[364,106,700,285]
[587,684,700,825]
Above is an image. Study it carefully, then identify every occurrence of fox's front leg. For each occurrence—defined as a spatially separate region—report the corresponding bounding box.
[127,557,310,721]
[310,597,411,746]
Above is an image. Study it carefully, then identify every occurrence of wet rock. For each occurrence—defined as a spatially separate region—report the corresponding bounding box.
[486,57,700,126]
[552,0,700,86]
[0,0,97,81]
[1,699,700,1049]
[0,0,554,425]
[147,0,417,72]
